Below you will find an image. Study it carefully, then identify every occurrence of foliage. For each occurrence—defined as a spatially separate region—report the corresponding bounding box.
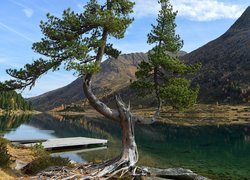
[0,0,134,91]
[33,142,44,150]
[132,0,200,110]
[22,155,70,175]
[23,139,70,175]
[0,114,30,135]
[0,91,32,111]
[0,142,11,167]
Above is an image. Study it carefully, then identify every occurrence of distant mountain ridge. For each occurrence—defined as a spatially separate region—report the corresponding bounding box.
[29,6,250,110]
[182,6,250,103]
[29,53,148,111]
[29,51,187,111]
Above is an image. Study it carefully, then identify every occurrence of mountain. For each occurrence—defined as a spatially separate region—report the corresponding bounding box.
[182,6,250,103]
[30,6,250,110]
[29,53,148,111]
[29,51,187,111]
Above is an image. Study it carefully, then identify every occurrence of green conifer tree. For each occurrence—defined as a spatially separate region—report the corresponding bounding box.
[0,0,200,178]
[0,91,32,111]
[132,0,200,110]
[0,1,145,177]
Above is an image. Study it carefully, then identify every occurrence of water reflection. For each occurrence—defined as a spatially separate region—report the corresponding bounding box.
[1,114,250,179]
[0,114,30,135]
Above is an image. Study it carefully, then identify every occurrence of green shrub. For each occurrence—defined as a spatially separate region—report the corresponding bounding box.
[0,143,10,167]
[0,137,9,145]
[22,155,70,175]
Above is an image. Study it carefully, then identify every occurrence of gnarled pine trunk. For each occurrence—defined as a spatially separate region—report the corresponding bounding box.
[90,97,139,178]
[34,79,155,179]
[80,74,158,179]
[120,112,138,167]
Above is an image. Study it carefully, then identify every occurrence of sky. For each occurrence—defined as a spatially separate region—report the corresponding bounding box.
[0,0,249,98]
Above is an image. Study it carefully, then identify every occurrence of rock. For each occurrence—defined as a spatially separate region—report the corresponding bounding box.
[15,159,28,170]
[143,177,171,180]
[142,167,210,180]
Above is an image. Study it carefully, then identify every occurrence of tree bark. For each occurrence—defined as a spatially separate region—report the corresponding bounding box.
[116,96,138,167]
[79,22,155,179]
[82,74,159,178]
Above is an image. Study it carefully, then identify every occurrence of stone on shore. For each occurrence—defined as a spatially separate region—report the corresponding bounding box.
[142,167,209,180]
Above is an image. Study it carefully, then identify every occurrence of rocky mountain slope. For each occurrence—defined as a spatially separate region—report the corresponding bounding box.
[29,6,250,110]
[29,51,187,111]
[182,6,250,103]
[29,53,148,111]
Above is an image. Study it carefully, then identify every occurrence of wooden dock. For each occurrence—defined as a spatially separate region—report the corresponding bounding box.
[10,139,47,144]
[19,137,108,150]
[51,146,107,156]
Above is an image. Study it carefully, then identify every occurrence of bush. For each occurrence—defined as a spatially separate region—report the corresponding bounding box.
[22,155,70,175]
[0,143,10,167]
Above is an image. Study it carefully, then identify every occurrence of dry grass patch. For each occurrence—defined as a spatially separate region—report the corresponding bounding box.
[0,169,14,180]
[7,144,35,164]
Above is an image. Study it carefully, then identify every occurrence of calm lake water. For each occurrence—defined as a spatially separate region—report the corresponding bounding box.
[1,113,250,179]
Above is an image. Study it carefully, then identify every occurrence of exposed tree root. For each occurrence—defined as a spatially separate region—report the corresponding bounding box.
[33,158,149,179]
[30,80,158,179]
[76,153,144,179]
[31,95,156,179]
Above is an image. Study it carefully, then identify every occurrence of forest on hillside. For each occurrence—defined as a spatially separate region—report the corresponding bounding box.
[0,91,32,111]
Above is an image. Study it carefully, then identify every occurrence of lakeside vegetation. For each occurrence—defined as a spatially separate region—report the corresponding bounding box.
[0,0,202,178]
[0,91,32,113]
[0,0,249,179]
[0,137,71,179]
[49,103,250,125]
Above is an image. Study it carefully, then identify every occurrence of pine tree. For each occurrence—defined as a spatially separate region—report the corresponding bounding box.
[0,91,32,111]
[132,0,200,110]
[0,1,146,178]
[0,0,200,178]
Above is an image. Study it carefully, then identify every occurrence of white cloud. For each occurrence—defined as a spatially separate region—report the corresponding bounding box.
[23,8,34,18]
[132,0,246,21]
[174,0,244,21]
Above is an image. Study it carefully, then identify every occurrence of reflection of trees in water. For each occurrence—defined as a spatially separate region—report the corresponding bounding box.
[28,114,250,153]
[0,114,30,134]
[136,123,250,179]
[28,114,121,142]
[136,122,250,160]
[26,114,250,179]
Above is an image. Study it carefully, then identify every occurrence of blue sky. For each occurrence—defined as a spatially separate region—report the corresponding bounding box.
[0,0,249,97]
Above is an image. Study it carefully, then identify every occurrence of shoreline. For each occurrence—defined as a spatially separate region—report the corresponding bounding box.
[0,137,209,180]
[0,110,41,116]
[47,104,250,126]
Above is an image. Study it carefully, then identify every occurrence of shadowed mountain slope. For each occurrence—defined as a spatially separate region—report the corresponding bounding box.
[29,53,148,111]
[182,6,250,103]
[29,6,250,110]
[29,51,187,111]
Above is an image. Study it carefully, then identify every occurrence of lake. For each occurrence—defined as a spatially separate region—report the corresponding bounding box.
[1,113,250,179]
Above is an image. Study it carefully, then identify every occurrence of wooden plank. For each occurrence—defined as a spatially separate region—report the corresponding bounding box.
[51,146,107,156]
[10,139,47,144]
[24,137,108,150]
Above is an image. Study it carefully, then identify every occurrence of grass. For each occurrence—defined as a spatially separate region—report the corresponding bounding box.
[0,141,11,168]
[22,155,70,175]
[50,103,250,126]
[0,137,72,178]
[0,169,14,180]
